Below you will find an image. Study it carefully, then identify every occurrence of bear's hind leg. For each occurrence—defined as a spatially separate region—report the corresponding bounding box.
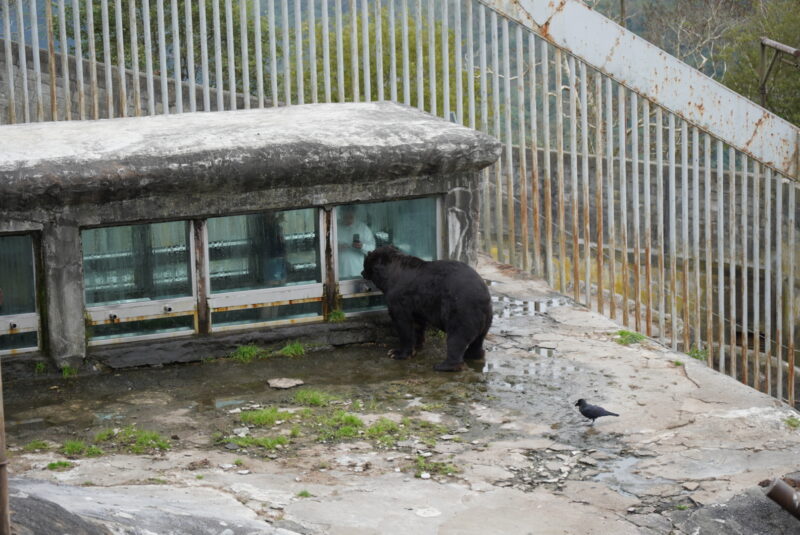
[434,333,469,372]
[413,320,427,352]
[463,333,486,360]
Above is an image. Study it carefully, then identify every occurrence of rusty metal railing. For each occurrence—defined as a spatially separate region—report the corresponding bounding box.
[1,0,798,407]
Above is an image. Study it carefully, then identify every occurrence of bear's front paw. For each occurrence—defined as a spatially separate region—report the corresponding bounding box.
[434,360,464,372]
[388,348,414,360]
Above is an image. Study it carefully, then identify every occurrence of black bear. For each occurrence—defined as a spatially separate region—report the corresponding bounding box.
[361,246,492,371]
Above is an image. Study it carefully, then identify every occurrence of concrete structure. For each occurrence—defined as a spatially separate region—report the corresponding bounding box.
[0,101,501,370]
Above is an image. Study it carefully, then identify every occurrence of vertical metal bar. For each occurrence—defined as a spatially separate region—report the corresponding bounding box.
[479,4,490,252]
[308,0,317,103]
[269,0,280,105]
[361,0,370,101]
[57,0,71,120]
[503,18,514,266]
[753,163,761,385]
[100,0,114,117]
[580,63,590,305]
[569,55,579,300]
[281,0,291,105]
[619,86,628,325]
[491,10,502,262]
[142,0,155,115]
[542,41,553,287]
[692,127,701,353]
[516,26,528,271]
[45,0,58,120]
[764,167,772,393]
[15,0,30,123]
[606,78,615,318]
[335,0,344,102]
[240,0,251,108]
[656,108,665,341]
[294,0,304,104]
[115,0,127,117]
[212,0,224,110]
[199,0,211,110]
[171,0,183,113]
[529,34,541,275]
[555,48,566,292]
[787,181,796,406]
[643,99,652,335]
[728,146,737,379]
[2,0,16,123]
[227,0,238,109]
[86,0,99,119]
[401,0,410,105]
[350,0,359,102]
[375,0,384,102]
[427,0,436,115]
[253,0,264,107]
[705,134,714,367]
[595,73,604,313]
[466,0,475,129]
[454,0,462,123]
[740,153,749,385]
[388,0,397,102]
[681,121,689,351]
[415,0,423,109]
[29,0,44,121]
[129,0,142,116]
[321,0,331,102]
[775,174,783,400]
[717,140,726,372]
[156,0,169,114]
[631,92,641,330]
[668,113,677,349]
[442,0,450,120]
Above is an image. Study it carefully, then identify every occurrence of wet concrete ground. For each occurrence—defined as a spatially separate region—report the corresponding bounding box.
[5,258,800,534]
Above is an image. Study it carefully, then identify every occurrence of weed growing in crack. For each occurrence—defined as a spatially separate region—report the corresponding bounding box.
[278,341,305,357]
[240,407,292,427]
[294,389,337,407]
[616,330,646,345]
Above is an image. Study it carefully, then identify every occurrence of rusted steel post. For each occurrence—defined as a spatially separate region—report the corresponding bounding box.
[529,34,541,276]
[502,19,515,267]
[569,55,579,301]
[324,208,337,318]
[606,78,616,320]
[787,181,795,405]
[0,359,9,535]
[516,26,529,272]
[729,146,737,379]
[740,153,749,385]
[704,134,714,367]
[618,87,628,327]
[631,92,641,331]
[542,41,554,287]
[643,99,652,336]
[45,0,58,121]
[556,48,566,293]
[594,73,604,315]
[193,220,210,334]
[681,120,689,352]
[580,62,590,306]
[762,478,800,520]
[764,168,773,394]
[753,163,762,387]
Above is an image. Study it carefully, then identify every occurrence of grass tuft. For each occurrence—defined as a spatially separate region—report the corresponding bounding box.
[688,347,708,361]
[240,407,292,427]
[297,489,313,498]
[22,440,49,452]
[61,366,78,379]
[785,417,800,429]
[277,341,305,358]
[616,330,646,345]
[294,389,337,407]
[94,426,171,454]
[327,309,347,323]
[62,440,87,456]
[413,455,459,478]
[47,461,73,471]
[229,344,267,363]
[317,410,364,441]
[227,436,288,450]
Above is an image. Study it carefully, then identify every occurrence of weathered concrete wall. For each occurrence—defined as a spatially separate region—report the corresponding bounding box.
[0,102,501,369]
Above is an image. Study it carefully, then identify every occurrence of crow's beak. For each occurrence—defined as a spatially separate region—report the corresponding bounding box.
[574,400,580,406]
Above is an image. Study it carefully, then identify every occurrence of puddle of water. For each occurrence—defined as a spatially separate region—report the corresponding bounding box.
[214,398,246,410]
[492,295,570,318]
[593,456,672,498]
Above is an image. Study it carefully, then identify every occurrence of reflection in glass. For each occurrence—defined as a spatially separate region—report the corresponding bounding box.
[337,197,437,280]
[208,209,320,294]
[341,295,386,314]
[82,222,192,306]
[212,301,322,327]
[0,331,38,351]
[88,315,195,340]
[0,234,36,316]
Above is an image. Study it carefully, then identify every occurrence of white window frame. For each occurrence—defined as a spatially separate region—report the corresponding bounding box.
[85,221,198,346]
[207,208,326,333]
[0,235,40,356]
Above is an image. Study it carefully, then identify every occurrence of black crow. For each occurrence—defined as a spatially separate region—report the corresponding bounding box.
[575,399,619,424]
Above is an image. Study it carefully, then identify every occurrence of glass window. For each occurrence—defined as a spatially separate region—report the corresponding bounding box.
[212,301,323,328]
[88,315,195,341]
[337,197,438,280]
[0,235,36,316]
[207,208,320,293]
[82,221,192,306]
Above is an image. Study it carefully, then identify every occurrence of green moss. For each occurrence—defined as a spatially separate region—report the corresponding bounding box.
[34,362,47,375]
[22,440,49,452]
[785,417,800,429]
[94,426,171,454]
[413,456,459,477]
[616,330,646,345]
[240,407,292,427]
[227,436,288,450]
[365,418,405,447]
[277,341,305,357]
[61,366,78,379]
[297,490,313,498]
[673,360,684,367]
[327,309,347,323]
[234,458,244,466]
[317,410,365,441]
[195,474,204,480]
[675,504,689,511]
[86,445,104,457]
[294,389,337,407]
[47,461,73,471]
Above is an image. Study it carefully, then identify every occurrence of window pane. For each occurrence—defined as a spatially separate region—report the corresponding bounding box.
[0,331,38,351]
[208,209,320,294]
[212,301,322,327]
[0,235,36,315]
[89,315,195,340]
[341,295,386,314]
[337,198,437,280]
[83,221,192,306]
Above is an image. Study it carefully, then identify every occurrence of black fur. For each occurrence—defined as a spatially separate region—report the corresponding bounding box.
[361,246,492,372]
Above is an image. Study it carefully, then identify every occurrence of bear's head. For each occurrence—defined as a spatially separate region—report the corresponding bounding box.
[361,245,402,292]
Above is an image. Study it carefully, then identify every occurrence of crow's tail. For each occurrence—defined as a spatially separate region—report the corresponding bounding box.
[607,411,619,417]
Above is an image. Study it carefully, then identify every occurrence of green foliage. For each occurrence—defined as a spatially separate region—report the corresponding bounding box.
[62,440,88,456]
[327,309,347,323]
[297,489,313,498]
[86,445,104,457]
[785,417,800,429]
[34,362,47,375]
[317,410,364,441]
[234,458,244,467]
[94,426,171,454]
[195,474,204,479]
[229,344,267,363]
[688,347,708,361]
[277,341,305,358]
[673,360,684,367]
[290,425,301,438]
[413,455,458,478]
[22,440,49,452]
[61,366,78,379]
[47,461,73,471]
[227,436,288,450]
[616,330,646,345]
[365,417,404,447]
[294,389,337,407]
[675,504,689,511]
[240,407,291,427]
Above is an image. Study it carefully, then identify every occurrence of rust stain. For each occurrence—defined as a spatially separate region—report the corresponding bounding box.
[93,310,196,325]
[212,297,322,314]
[743,112,769,149]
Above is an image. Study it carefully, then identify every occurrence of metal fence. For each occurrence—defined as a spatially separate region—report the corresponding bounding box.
[1,0,799,406]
